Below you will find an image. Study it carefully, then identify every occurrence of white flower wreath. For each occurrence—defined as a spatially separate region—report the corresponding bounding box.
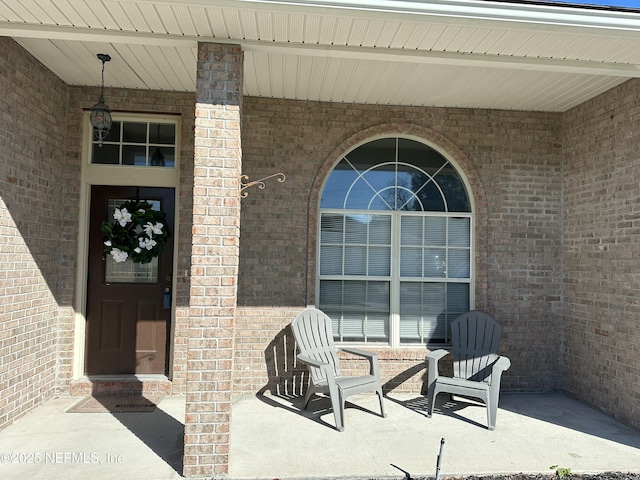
[101,200,169,264]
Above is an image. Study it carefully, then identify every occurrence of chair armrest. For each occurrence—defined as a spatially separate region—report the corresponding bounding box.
[297,354,329,369]
[426,349,449,362]
[297,353,336,383]
[493,355,511,372]
[339,347,377,359]
[488,355,511,386]
[338,347,379,377]
[426,349,450,386]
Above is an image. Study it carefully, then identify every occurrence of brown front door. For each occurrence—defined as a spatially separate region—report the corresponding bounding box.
[86,186,175,375]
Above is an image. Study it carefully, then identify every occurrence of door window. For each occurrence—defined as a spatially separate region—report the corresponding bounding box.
[104,198,160,284]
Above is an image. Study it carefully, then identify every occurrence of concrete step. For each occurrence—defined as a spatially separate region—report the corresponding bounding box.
[69,375,173,397]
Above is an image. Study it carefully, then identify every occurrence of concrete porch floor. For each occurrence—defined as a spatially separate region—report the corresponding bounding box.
[0,392,639,480]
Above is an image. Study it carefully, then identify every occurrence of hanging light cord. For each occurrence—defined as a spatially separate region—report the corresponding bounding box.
[96,53,111,101]
[99,57,106,101]
[100,60,105,97]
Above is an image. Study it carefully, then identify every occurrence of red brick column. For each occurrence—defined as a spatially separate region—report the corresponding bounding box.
[183,42,243,477]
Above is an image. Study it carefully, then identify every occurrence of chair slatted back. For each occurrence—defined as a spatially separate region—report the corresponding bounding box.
[291,308,341,384]
[451,310,503,382]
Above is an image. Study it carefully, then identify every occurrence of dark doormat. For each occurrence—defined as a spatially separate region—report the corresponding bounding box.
[66,395,163,413]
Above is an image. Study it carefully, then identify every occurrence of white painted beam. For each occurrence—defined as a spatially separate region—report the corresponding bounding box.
[0,22,198,47]
[243,40,640,77]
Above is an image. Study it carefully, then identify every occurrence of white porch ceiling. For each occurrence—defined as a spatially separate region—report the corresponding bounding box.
[3,0,640,111]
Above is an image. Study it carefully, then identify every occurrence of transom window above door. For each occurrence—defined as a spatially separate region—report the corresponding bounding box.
[91,119,177,168]
[318,137,473,347]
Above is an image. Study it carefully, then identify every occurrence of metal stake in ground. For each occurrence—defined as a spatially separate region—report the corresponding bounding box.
[435,437,445,480]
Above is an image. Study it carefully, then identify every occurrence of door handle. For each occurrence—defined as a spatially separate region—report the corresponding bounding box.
[163,287,171,309]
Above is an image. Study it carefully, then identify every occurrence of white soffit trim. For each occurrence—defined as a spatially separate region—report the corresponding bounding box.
[242,40,640,77]
[0,7,640,78]
[176,0,640,33]
[3,21,640,78]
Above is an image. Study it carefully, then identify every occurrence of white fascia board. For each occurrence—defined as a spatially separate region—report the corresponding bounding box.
[199,0,640,33]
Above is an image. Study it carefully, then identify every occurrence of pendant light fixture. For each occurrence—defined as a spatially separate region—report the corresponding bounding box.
[90,53,112,147]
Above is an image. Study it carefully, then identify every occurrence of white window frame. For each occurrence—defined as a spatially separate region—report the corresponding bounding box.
[83,112,180,187]
[316,135,475,348]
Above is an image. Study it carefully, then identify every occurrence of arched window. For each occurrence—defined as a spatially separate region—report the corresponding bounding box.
[317,137,473,346]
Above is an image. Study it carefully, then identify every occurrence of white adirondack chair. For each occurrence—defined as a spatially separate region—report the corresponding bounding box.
[290,307,387,432]
[426,310,511,430]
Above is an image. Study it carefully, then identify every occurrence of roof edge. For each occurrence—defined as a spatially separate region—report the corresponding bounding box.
[211,0,640,31]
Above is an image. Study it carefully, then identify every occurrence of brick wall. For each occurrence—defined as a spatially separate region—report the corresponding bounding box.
[0,37,69,429]
[563,78,640,429]
[236,98,564,395]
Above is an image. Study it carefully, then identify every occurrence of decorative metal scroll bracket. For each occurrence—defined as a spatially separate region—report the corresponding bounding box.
[240,173,286,198]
